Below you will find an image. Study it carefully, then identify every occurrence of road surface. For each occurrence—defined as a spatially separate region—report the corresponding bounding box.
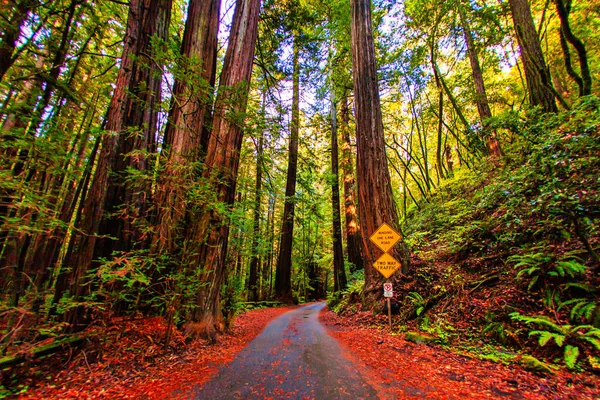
[190,302,379,399]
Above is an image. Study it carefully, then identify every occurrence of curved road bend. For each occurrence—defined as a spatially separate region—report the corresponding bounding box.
[190,302,379,399]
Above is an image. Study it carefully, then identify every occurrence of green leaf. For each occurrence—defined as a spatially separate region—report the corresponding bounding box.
[564,345,579,369]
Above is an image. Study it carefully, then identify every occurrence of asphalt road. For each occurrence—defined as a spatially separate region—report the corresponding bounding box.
[190,302,378,399]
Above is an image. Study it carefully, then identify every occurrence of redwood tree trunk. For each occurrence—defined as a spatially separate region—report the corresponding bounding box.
[247,123,264,302]
[95,0,172,262]
[152,0,221,254]
[183,0,261,339]
[52,0,164,326]
[0,0,35,82]
[340,92,364,273]
[330,95,347,292]
[275,36,300,303]
[350,0,409,294]
[508,0,557,113]
[458,2,503,157]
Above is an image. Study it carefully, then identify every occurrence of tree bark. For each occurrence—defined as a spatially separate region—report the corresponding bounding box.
[183,0,261,339]
[330,94,347,292]
[508,0,557,112]
[340,93,364,274]
[152,0,221,255]
[247,114,264,302]
[95,0,172,262]
[275,36,300,303]
[52,0,162,326]
[457,2,503,157]
[0,0,36,82]
[553,0,591,96]
[350,0,409,294]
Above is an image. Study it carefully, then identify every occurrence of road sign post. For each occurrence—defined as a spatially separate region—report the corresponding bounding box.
[370,223,403,332]
[383,282,393,330]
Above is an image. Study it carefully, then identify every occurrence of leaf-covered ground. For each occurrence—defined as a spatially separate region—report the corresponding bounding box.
[319,306,599,399]
[7,303,599,399]
[10,306,295,399]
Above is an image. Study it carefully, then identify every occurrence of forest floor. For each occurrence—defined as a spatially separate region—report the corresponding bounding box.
[320,306,599,399]
[5,302,598,399]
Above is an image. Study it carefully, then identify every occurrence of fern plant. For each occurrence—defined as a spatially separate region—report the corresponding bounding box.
[407,292,427,317]
[510,312,600,369]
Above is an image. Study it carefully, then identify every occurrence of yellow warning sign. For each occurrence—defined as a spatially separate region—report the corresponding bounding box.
[369,222,402,253]
[373,253,401,279]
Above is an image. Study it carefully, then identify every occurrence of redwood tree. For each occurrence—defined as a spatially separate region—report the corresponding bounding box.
[508,0,557,112]
[183,0,261,338]
[330,93,347,292]
[350,0,409,293]
[340,92,364,273]
[274,36,300,303]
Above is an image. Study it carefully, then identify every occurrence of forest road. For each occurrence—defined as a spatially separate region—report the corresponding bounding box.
[187,302,381,399]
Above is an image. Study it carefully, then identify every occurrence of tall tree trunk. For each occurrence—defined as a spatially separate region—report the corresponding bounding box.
[553,0,592,96]
[52,0,161,327]
[508,0,558,112]
[275,36,300,303]
[0,0,35,82]
[330,94,347,292]
[458,2,503,157]
[183,0,261,340]
[350,0,409,295]
[95,0,172,262]
[247,114,264,302]
[340,93,364,274]
[152,0,221,254]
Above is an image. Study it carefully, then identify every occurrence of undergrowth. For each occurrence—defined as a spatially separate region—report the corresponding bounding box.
[334,97,600,372]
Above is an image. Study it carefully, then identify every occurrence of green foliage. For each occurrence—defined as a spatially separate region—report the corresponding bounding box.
[407,292,427,317]
[221,275,246,330]
[327,279,364,314]
[510,312,600,369]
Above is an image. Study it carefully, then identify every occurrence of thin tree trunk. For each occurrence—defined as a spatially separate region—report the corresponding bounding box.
[458,2,503,157]
[509,0,558,112]
[553,0,592,96]
[275,36,300,303]
[247,111,264,301]
[350,0,409,295]
[330,93,347,292]
[340,92,363,274]
[0,0,35,82]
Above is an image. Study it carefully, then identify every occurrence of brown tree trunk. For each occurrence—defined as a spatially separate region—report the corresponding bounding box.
[0,0,35,82]
[152,0,221,254]
[275,36,300,303]
[52,0,160,326]
[350,0,409,294]
[458,2,503,157]
[183,0,261,340]
[553,0,592,96]
[95,0,172,262]
[508,0,557,112]
[340,93,364,274]
[330,94,347,292]
[247,119,264,302]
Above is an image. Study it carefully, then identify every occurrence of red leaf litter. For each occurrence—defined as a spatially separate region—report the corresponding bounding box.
[319,307,599,399]
[17,306,295,399]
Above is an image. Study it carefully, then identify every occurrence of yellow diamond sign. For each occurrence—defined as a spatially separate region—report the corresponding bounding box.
[369,222,402,253]
[373,253,401,279]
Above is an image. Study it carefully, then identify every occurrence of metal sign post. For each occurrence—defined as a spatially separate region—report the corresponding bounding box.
[370,223,402,333]
[383,282,393,331]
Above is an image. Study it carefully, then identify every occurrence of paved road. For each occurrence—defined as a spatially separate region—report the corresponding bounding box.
[190,302,378,399]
